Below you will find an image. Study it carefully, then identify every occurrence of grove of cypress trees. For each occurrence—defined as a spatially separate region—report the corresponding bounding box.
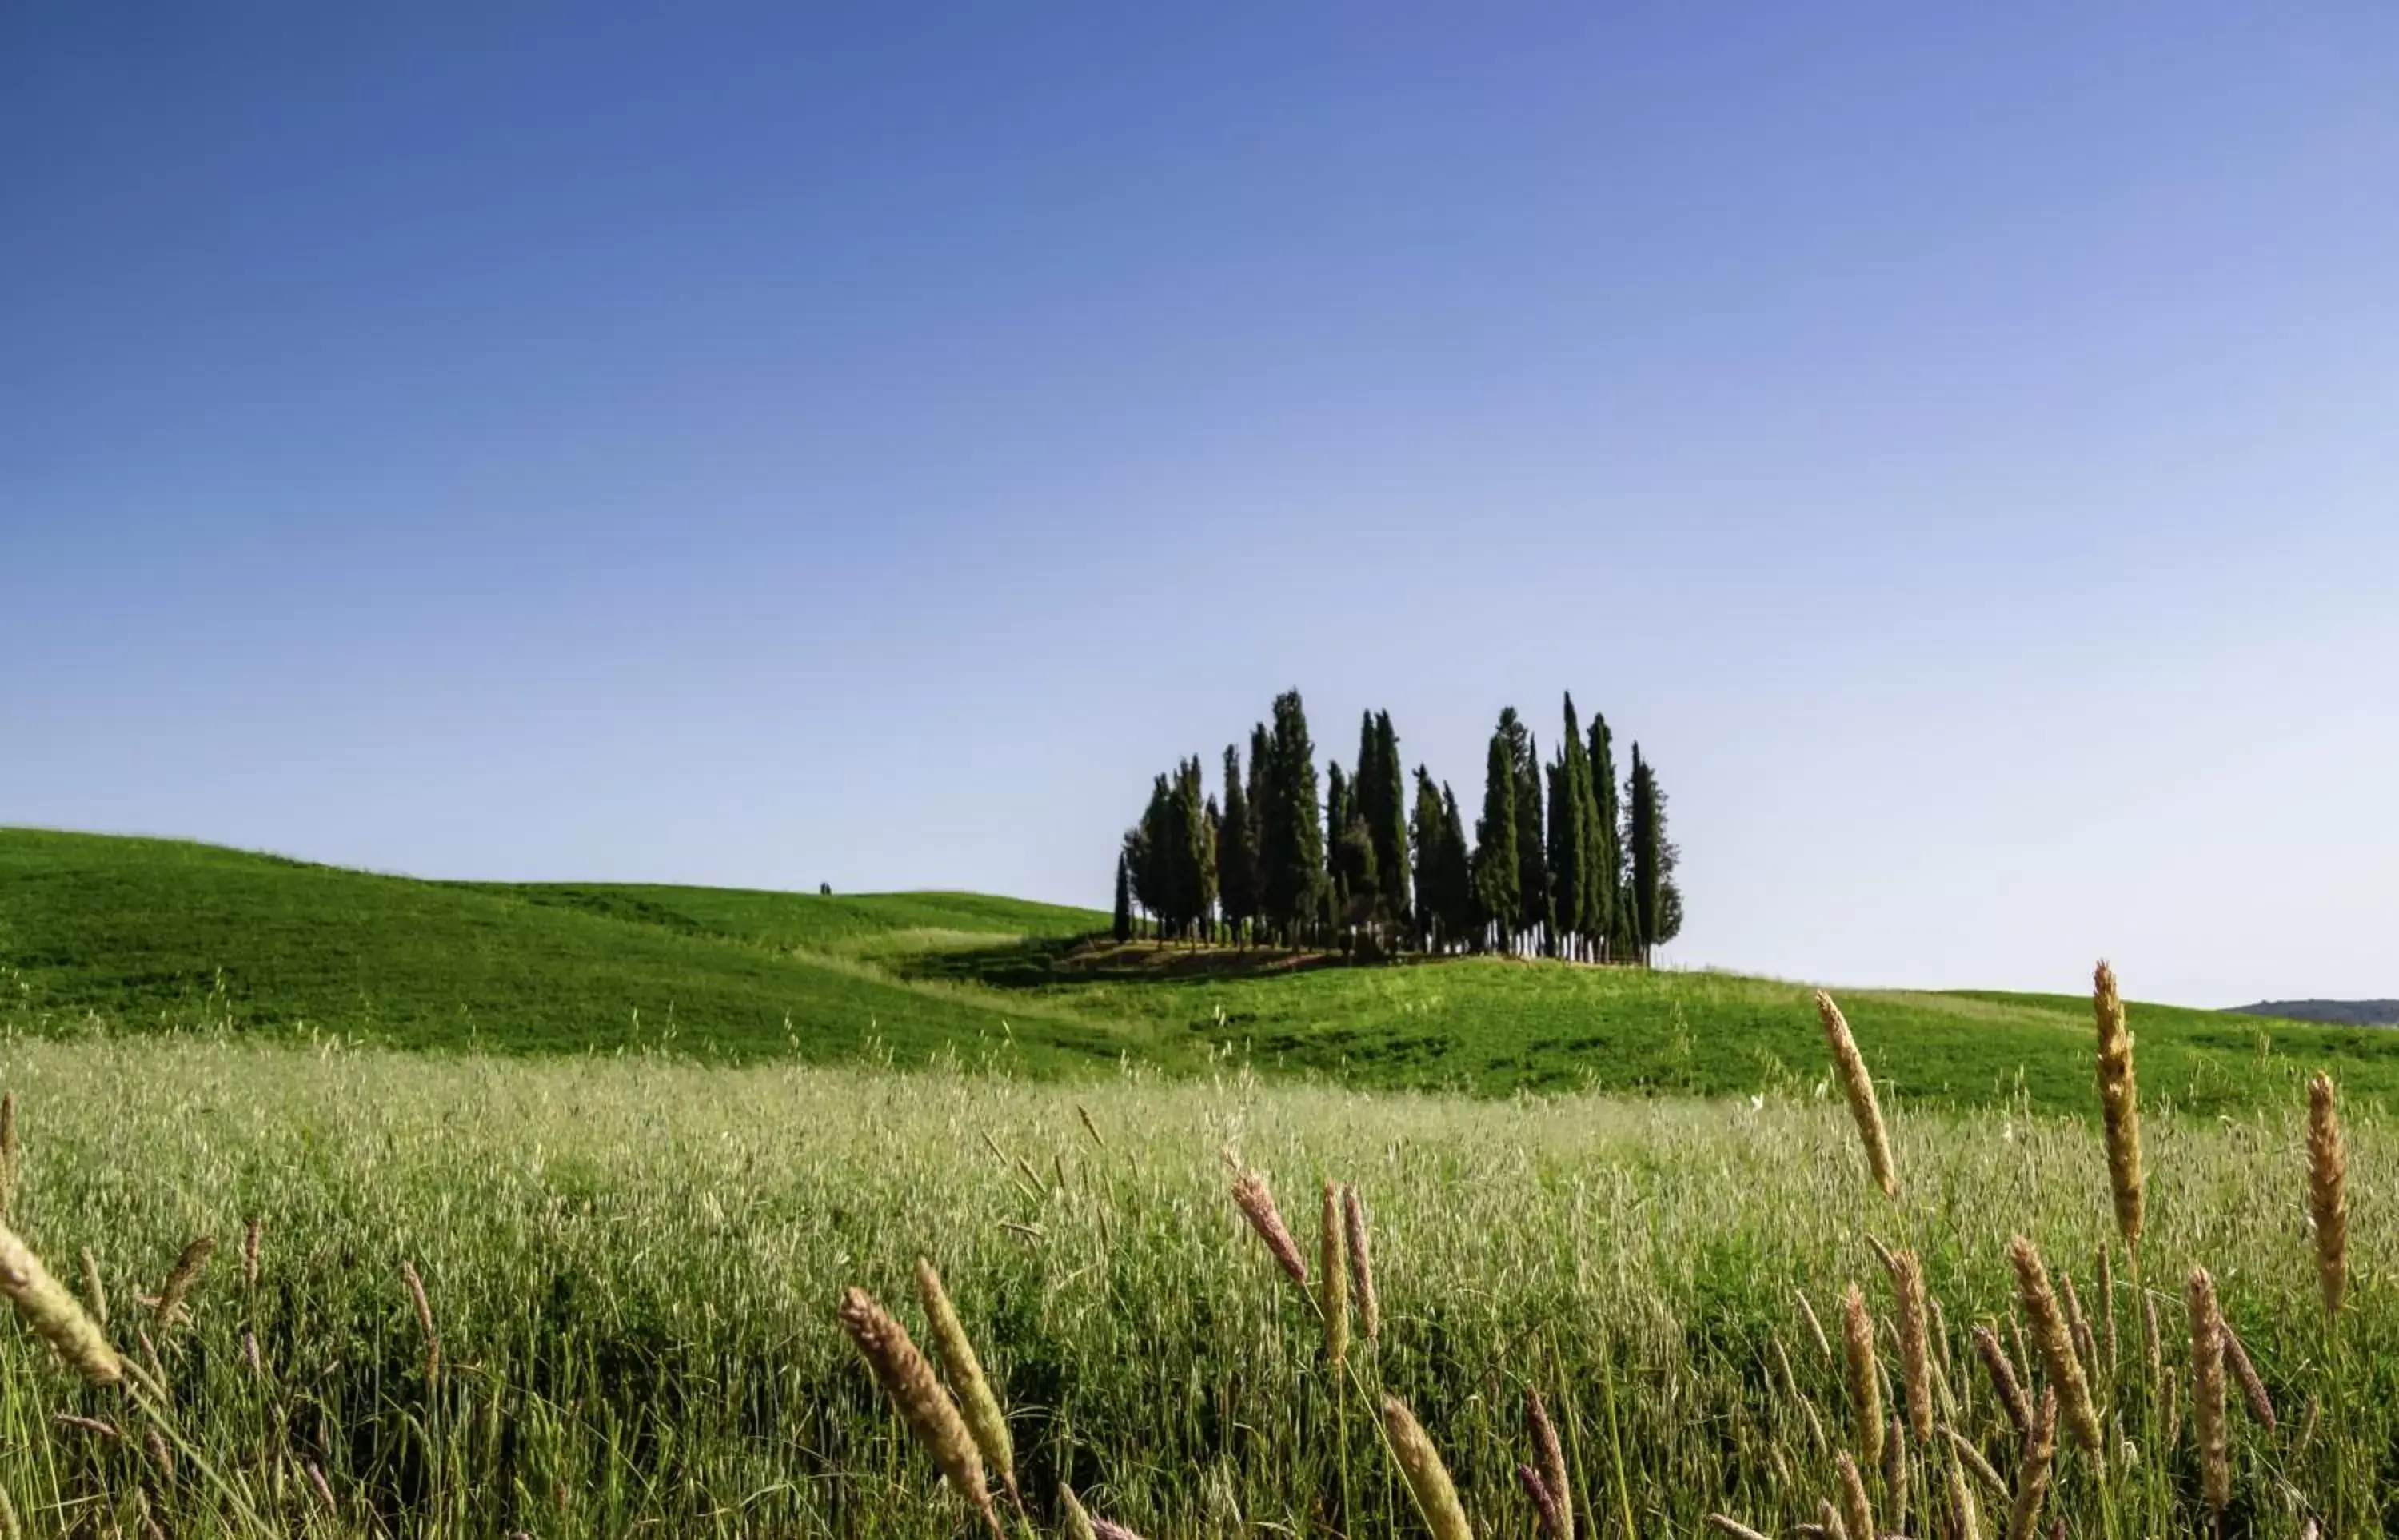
[1258,690,1327,944]
[1471,728,1520,951]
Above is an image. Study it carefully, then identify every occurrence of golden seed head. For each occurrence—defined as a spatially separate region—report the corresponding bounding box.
[1058,1483,1099,1540]
[837,1286,995,1527]
[1231,1171,1308,1288]
[2093,960,2144,1249]
[0,1222,122,1386]
[1970,1323,2030,1438]
[1839,1281,1884,1466]
[2006,1236,2101,1456]
[2221,1317,2276,1432]
[2187,1267,2229,1515]
[1382,1394,1475,1540]
[1526,1390,1571,1540]
[912,1258,1016,1502]
[1317,1182,1349,1368]
[1816,991,1898,1197]
[1886,1247,1934,1442]
[1342,1183,1379,1343]
[2006,1387,2058,1540]
[2308,1071,2349,1316]
[154,1234,214,1332]
[242,1219,261,1294]
[1834,1450,1875,1540]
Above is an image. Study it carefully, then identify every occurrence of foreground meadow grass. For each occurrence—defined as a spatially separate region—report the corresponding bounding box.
[0,1030,2384,1536]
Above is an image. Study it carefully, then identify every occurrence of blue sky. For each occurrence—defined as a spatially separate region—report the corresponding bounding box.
[6,5,2396,1007]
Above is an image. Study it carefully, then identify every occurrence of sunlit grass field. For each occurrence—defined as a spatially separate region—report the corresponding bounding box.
[0,1030,2384,1536]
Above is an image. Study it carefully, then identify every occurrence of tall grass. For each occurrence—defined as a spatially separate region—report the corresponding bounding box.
[0,1030,2387,1535]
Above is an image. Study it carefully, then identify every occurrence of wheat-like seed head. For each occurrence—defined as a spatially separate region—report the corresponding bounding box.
[1382,1394,1475,1540]
[1058,1483,1099,1540]
[1886,1248,1934,1442]
[1882,1414,1909,1528]
[0,1222,121,1385]
[1942,1425,2005,1498]
[1318,1181,1349,1369]
[1090,1518,1148,1540]
[2006,1236,2101,1457]
[1231,1170,1307,1288]
[242,1219,261,1294]
[2187,1266,2229,1515]
[1705,1516,1774,1540]
[1946,1435,1984,1540]
[0,1478,20,1540]
[913,1257,1018,1506]
[1516,1464,1562,1538]
[2221,1317,2275,1432]
[1526,1389,1571,1540]
[0,1091,17,1219]
[1795,1288,1831,1362]
[1342,1183,1379,1343]
[2141,1288,2163,1403]
[154,1234,214,1332]
[2308,1071,2349,1317]
[2057,1270,2095,1386]
[401,1259,439,1384]
[1816,992,1897,1198]
[2092,960,2143,1249]
[1834,1450,1875,1540]
[78,1247,107,1331]
[1838,1282,1884,1466]
[2005,1387,2057,1540]
[837,1285,999,1536]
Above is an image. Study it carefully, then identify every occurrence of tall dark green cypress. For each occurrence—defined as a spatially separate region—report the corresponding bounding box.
[1436,783,1475,946]
[1324,762,1350,900]
[1218,744,1256,943]
[1547,696,1588,953]
[1471,728,1520,950]
[1371,712,1409,925]
[1627,743,1663,967]
[1258,690,1327,944]
[1589,712,1628,961]
[1112,851,1132,944]
[1408,766,1443,948]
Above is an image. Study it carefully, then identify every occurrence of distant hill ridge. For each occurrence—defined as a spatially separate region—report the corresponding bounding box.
[2233,999,2399,1027]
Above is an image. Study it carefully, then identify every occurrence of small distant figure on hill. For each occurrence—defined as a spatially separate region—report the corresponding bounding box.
[820,882,832,896]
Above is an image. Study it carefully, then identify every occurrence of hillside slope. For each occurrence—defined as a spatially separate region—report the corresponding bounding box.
[6,828,2394,1114]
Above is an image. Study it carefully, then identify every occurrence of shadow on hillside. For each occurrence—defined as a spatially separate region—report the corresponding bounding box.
[891,936,1356,991]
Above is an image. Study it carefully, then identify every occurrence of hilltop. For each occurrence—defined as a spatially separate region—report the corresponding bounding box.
[2233,999,2399,1027]
[6,827,2395,1114]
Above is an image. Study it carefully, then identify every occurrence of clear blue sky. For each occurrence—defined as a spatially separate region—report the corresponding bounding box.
[6,5,2396,1007]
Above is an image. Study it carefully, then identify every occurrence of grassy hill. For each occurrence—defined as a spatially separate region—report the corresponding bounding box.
[6,826,2395,1114]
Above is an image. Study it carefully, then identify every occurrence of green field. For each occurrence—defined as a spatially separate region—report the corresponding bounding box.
[0,1032,2381,1536]
[5,828,2394,1115]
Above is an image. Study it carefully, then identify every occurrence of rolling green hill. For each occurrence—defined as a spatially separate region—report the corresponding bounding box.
[5,826,2392,1114]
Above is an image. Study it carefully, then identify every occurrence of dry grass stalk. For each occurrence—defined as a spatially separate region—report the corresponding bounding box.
[1943,1426,2006,1498]
[145,1426,175,1482]
[837,1286,1000,1538]
[1834,1450,1875,1540]
[1886,1247,1934,1441]
[2160,1362,2181,1450]
[1818,1496,1847,1540]
[1058,1483,1100,1540]
[0,1091,17,1220]
[2141,1290,2163,1402]
[1091,1517,1148,1540]
[2187,1267,2229,1515]
[1231,1170,1307,1288]
[2220,1318,2275,1432]
[1795,1288,1832,1361]
[78,1247,107,1330]
[1705,1517,1774,1540]
[305,1462,337,1515]
[0,1481,19,1540]
[1883,1414,1909,1527]
[2006,1236,2101,1457]
[154,1234,214,1332]
[1774,1335,1830,1452]
[54,1413,121,1440]
[1342,1183,1379,1343]
[400,1259,440,1383]
[2006,1387,2057,1540]
[1971,1324,2030,1438]
[2057,1271,2094,1386]
[1516,1464,1563,1539]
[1839,1282,1885,1465]
[1816,991,1898,1197]
[1382,1394,1475,1540]
[1946,1438,1984,1540]
[242,1219,261,1294]
[913,1258,1019,1508]
[2308,1071,2348,1316]
[0,1221,122,1385]
[1526,1390,1571,1540]
[1074,1103,1107,1150]
[2091,960,2143,1249]
[1318,1182,1349,1369]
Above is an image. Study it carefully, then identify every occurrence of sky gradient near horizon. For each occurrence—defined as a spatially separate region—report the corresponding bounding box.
[6,5,2397,1008]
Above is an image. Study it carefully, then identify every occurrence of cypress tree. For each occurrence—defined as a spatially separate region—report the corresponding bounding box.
[1471,728,1520,951]
[1408,766,1443,949]
[1436,783,1475,948]
[1112,852,1132,944]
[1627,743,1663,966]
[1371,712,1409,926]
[1196,780,1221,945]
[1324,763,1350,900]
[1258,690,1327,944]
[1546,706,1585,956]
[1125,772,1173,936]
[1589,712,1627,961]
[1516,732,1547,952]
[1218,744,1257,944]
